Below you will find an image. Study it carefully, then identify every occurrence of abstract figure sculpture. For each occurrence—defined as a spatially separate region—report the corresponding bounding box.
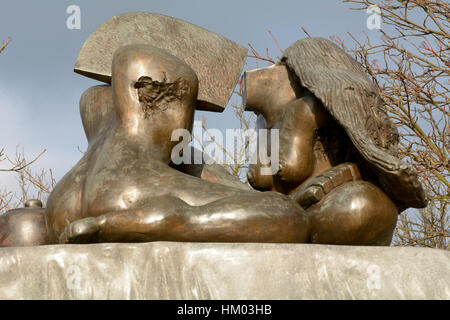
[46,44,309,244]
[74,12,248,112]
[0,14,427,248]
[244,37,427,245]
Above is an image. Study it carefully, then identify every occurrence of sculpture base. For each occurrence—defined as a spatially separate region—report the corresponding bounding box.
[0,242,448,299]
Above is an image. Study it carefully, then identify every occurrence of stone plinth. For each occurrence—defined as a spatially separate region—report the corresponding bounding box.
[0,242,448,299]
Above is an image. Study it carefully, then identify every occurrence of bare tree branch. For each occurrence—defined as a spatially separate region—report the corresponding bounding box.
[343,0,449,249]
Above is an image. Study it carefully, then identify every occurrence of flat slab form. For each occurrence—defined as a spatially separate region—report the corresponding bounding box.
[0,242,448,299]
[74,12,248,112]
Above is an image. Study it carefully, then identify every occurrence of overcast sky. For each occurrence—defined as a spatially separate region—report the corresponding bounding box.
[0,0,380,196]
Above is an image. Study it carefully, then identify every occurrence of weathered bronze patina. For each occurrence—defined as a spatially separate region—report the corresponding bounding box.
[243,37,427,245]
[0,16,427,247]
[43,44,309,244]
[74,12,248,112]
[0,200,51,247]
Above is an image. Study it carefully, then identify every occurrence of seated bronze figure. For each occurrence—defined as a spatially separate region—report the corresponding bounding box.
[244,37,427,245]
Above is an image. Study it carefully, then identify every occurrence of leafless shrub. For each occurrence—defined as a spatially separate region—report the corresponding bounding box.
[0,37,11,54]
[0,147,55,213]
[335,0,448,248]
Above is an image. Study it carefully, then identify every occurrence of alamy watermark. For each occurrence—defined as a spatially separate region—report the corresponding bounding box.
[171,121,279,176]
[66,5,81,30]
[65,264,82,290]
[366,5,382,30]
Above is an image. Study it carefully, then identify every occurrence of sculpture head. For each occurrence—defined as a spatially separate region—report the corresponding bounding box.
[243,37,427,211]
[243,64,305,128]
[243,63,343,191]
[111,44,199,139]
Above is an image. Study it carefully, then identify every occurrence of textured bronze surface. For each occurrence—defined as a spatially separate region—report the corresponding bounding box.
[281,37,427,210]
[74,12,248,112]
[45,44,309,244]
[243,38,427,246]
[308,181,398,245]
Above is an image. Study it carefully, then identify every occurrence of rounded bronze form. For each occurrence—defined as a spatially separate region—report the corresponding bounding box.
[241,39,426,246]
[25,199,43,208]
[43,44,310,245]
[281,37,426,210]
[308,181,398,246]
[74,12,248,112]
[0,205,50,247]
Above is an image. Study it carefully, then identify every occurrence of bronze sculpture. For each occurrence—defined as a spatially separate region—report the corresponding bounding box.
[0,43,309,245]
[244,37,427,245]
[0,14,427,248]
[0,200,51,246]
[74,12,248,112]
[46,44,309,244]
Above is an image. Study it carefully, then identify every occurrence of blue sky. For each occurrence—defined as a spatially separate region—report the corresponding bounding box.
[0,0,380,195]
